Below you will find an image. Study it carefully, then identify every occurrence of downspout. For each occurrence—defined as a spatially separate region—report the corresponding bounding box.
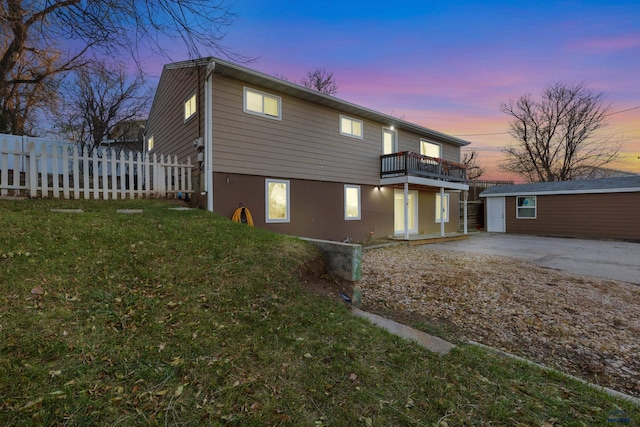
[204,61,215,212]
[440,187,445,237]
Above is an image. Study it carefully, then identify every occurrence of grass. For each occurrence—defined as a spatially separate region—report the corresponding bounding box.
[0,198,637,426]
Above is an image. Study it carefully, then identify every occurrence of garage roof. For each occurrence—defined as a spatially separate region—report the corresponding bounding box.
[480,175,640,197]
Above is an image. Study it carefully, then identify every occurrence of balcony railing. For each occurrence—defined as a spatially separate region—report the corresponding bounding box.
[381,151,467,182]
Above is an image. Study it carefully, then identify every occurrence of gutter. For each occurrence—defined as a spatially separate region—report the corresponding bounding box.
[480,187,640,198]
[200,57,472,148]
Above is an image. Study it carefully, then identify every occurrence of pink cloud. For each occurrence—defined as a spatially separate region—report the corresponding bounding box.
[571,34,640,53]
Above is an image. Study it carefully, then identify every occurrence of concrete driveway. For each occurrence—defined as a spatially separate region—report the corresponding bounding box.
[437,233,640,285]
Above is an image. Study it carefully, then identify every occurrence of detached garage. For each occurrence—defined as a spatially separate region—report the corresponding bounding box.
[480,176,640,241]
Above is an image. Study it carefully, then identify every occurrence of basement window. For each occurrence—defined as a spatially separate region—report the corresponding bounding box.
[266,179,290,223]
[344,185,361,220]
[516,196,536,219]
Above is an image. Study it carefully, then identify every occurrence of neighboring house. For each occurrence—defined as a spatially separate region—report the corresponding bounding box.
[144,57,470,242]
[573,166,639,180]
[103,119,146,152]
[466,179,514,201]
[480,176,640,241]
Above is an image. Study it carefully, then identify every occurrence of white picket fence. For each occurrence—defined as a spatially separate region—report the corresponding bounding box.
[0,134,193,199]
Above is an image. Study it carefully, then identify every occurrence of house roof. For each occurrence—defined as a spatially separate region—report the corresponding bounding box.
[164,57,471,148]
[480,175,640,197]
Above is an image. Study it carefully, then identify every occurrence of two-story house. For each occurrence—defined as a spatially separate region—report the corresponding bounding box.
[145,57,470,242]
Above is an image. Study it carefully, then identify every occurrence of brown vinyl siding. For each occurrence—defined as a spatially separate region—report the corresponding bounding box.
[505,193,640,241]
[213,173,460,241]
[213,172,392,241]
[417,191,460,234]
[210,75,461,185]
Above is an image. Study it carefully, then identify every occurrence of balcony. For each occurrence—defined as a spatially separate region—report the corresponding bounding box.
[381,151,467,182]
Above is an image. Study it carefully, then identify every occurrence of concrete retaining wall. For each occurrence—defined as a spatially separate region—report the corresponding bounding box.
[300,238,362,282]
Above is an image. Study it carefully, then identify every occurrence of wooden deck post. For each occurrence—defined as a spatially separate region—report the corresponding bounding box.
[463,190,468,235]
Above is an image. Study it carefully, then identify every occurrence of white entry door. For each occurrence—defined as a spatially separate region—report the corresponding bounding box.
[486,197,506,232]
[394,189,418,235]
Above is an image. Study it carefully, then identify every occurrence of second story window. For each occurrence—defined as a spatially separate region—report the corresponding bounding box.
[244,87,281,119]
[420,140,441,159]
[340,115,363,139]
[184,94,197,122]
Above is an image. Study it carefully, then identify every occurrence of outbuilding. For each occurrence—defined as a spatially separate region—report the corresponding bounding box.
[479,176,640,241]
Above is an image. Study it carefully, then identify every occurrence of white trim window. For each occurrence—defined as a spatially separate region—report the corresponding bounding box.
[147,135,154,152]
[244,87,282,120]
[420,139,442,159]
[184,94,197,122]
[436,193,449,223]
[516,196,537,219]
[265,179,290,223]
[340,115,363,139]
[382,128,397,154]
[344,185,361,220]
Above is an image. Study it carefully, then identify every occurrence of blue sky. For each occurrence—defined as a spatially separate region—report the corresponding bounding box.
[149,0,640,179]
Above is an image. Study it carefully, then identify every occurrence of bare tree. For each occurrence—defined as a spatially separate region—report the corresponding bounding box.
[300,68,338,95]
[461,150,485,180]
[55,61,151,154]
[0,64,61,135]
[500,82,621,182]
[0,23,64,134]
[272,73,289,82]
[0,0,236,134]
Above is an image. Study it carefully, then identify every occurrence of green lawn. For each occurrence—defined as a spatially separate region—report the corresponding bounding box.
[0,199,637,426]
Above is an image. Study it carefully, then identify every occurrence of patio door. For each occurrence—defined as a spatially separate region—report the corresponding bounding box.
[486,197,505,232]
[394,189,418,235]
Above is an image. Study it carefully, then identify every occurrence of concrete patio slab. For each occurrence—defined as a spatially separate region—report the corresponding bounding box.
[436,233,640,285]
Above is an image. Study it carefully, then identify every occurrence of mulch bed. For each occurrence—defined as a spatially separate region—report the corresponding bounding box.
[356,245,640,398]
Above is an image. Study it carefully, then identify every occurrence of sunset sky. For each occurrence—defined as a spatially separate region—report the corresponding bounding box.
[151,0,640,181]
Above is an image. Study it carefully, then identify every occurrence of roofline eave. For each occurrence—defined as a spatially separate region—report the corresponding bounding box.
[165,57,471,147]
